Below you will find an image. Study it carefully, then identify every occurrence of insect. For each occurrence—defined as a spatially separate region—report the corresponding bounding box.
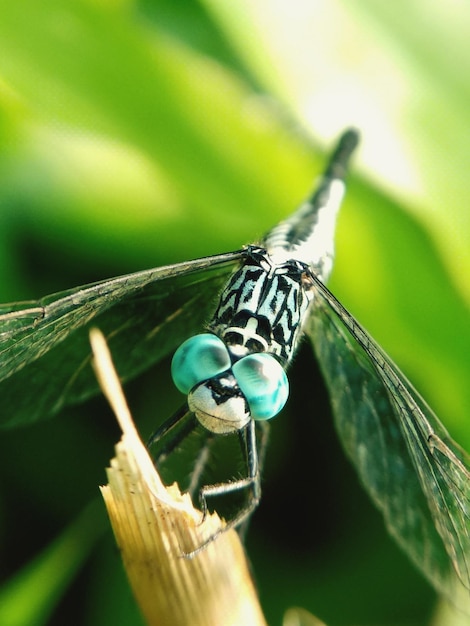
[0,131,468,604]
[147,130,359,544]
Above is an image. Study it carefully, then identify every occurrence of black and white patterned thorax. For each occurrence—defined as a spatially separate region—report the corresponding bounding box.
[208,245,314,365]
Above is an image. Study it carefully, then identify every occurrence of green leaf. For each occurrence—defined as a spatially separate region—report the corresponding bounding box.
[0,500,106,626]
[0,0,316,261]
[202,0,470,300]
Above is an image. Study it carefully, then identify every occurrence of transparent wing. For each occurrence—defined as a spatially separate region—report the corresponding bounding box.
[306,275,470,603]
[0,250,244,427]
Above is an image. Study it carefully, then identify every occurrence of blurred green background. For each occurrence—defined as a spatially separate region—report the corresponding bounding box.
[0,1,469,625]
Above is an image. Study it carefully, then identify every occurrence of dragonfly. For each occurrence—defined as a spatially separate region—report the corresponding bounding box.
[0,130,469,604]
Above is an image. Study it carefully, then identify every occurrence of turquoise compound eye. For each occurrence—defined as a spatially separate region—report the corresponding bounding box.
[171,333,231,394]
[232,353,288,420]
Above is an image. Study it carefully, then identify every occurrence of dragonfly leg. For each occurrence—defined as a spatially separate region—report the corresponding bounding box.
[183,419,262,556]
[147,404,198,464]
[199,419,260,520]
[187,434,216,500]
[238,419,270,541]
[147,407,220,508]
[255,420,270,480]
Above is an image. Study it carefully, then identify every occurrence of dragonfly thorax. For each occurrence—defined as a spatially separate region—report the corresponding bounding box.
[221,315,271,359]
[209,246,313,364]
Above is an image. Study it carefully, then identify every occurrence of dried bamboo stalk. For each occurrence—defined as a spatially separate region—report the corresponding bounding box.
[91,328,267,626]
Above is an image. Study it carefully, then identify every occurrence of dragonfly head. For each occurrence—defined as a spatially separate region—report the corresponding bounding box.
[171,333,289,434]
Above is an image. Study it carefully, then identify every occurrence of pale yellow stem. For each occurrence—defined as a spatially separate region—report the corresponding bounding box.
[90,328,267,626]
